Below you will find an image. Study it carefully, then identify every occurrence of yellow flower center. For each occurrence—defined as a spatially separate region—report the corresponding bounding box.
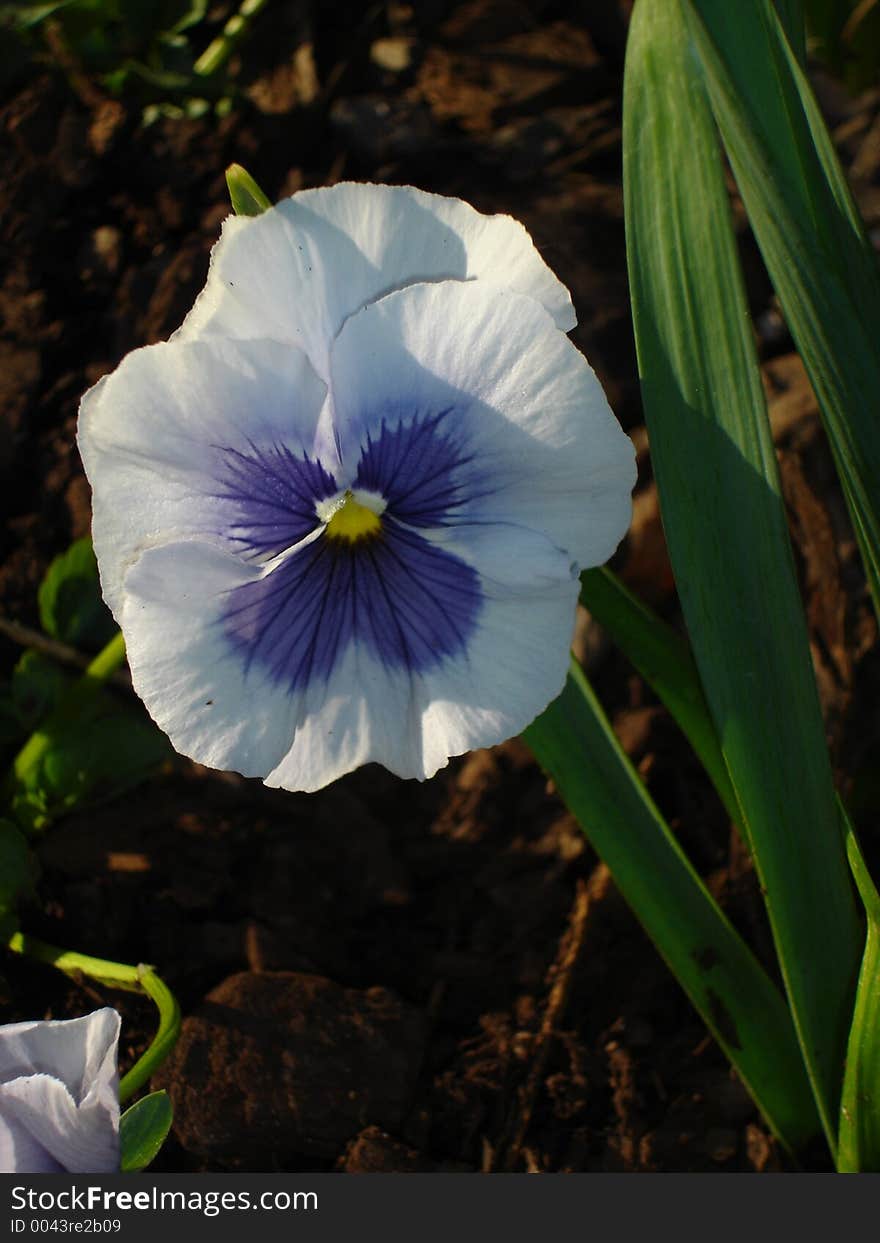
[325,490,383,543]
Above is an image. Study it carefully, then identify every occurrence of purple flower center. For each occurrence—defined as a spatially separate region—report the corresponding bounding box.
[217,412,484,686]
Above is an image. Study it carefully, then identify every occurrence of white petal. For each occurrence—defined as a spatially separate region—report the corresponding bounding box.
[330,279,635,570]
[178,183,575,380]
[0,1008,119,1105]
[77,1009,121,1115]
[0,1074,118,1174]
[119,539,303,779]
[419,522,577,591]
[78,336,329,620]
[412,525,580,772]
[123,535,450,790]
[119,525,577,788]
[122,534,446,789]
[122,534,432,790]
[264,642,427,791]
[266,526,578,786]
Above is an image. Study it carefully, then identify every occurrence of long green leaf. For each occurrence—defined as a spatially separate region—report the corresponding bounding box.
[580,568,740,825]
[772,0,807,62]
[838,811,880,1172]
[624,0,861,1149]
[525,662,821,1151]
[683,0,880,618]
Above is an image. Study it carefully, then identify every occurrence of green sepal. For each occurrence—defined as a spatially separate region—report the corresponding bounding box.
[225,163,271,216]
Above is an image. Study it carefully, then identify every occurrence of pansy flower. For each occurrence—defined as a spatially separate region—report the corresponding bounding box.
[79,183,635,792]
[0,1008,120,1172]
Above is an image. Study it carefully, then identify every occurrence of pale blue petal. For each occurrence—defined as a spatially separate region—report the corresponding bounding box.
[329,279,636,568]
[119,539,305,779]
[177,183,575,382]
[264,642,430,791]
[266,525,579,785]
[414,523,580,764]
[0,1074,119,1174]
[0,1009,119,1104]
[78,336,330,620]
[0,1114,64,1173]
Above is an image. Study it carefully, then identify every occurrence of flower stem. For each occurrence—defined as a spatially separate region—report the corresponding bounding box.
[193,0,271,77]
[6,931,181,1104]
[0,615,129,687]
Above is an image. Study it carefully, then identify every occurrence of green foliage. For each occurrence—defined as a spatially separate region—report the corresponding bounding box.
[120,1090,174,1173]
[772,0,807,60]
[838,813,880,1171]
[580,569,739,824]
[0,534,115,752]
[1,0,255,117]
[9,666,171,833]
[38,537,117,651]
[2,547,170,834]
[623,0,862,1153]
[118,967,182,1102]
[684,0,880,625]
[525,661,821,1151]
[0,819,35,940]
[802,0,880,90]
[0,651,70,746]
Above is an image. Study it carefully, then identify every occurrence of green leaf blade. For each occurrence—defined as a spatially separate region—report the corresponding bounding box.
[7,631,170,833]
[684,0,880,618]
[838,813,880,1172]
[120,1090,173,1173]
[580,568,740,825]
[38,537,117,650]
[525,662,821,1151]
[624,0,861,1149]
[772,0,807,63]
[0,818,35,939]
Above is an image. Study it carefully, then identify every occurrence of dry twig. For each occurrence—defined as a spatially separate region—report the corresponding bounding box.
[494,862,611,1171]
[0,616,131,691]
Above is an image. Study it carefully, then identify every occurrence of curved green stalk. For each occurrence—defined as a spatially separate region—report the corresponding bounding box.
[6,931,181,1104]
[193,0,270,77]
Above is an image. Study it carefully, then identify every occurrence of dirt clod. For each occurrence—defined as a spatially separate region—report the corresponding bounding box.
[156,971,427,1163]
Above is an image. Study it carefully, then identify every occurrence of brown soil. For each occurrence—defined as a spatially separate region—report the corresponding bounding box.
[2,0,879,1173]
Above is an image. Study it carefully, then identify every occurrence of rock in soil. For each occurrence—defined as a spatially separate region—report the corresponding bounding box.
[155,971,427,1164]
